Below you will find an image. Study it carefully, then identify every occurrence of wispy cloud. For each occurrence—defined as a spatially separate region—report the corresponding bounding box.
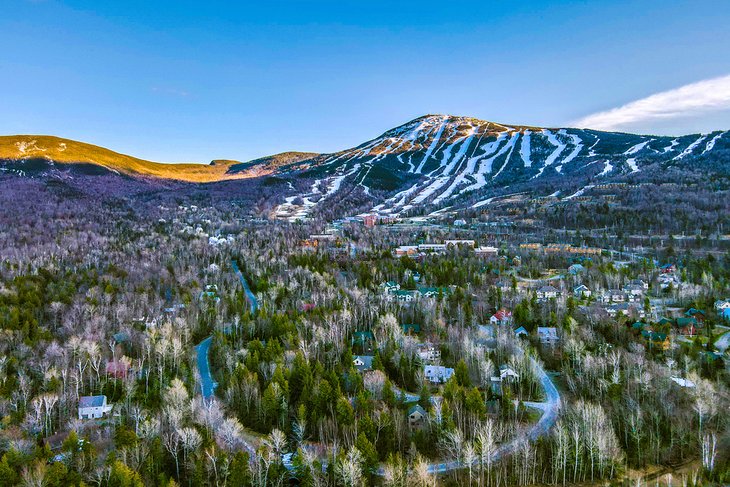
[572,74,730,131]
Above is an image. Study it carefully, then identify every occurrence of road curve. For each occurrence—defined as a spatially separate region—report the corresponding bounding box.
[378,355,561,476]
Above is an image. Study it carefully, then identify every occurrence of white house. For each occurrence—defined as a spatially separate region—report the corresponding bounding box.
[573,284,591,298]
[417,343,441,363]
[537,327,559,345]
[379,281,400,293]
[353,355,374,372]
[475,246,499,257]
[498,364,519,381]
[536,285,561,301]
[714,299,730,311]
[424,365,454,384]
[489,309,513,325]
[78,395,113,420]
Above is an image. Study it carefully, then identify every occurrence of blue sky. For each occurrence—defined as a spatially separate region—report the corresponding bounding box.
[2,0,730,162]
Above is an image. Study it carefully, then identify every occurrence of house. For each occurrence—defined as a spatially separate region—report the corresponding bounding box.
[623,282,646,297]
[713,299,730,311]
[606,290,627,303]
[641,330,670,351]
[499,364,519,381]
[568,264,585,275]
[417,343,441,363]
[537,327,559,345]
[394,245,419,257]
[631,320,649,330]
[514,326,528,337]
[685,308,705,322]
[573,284,591,298]
[658,273,679,290]
[418,287,452,298]
[105,360,130,379]
[424,365,454,384]
[353,355,374,372]
[379,281,400,293]
[445,239,476,248]
[408,405,427,427]
[78,395,113,420]
[475,246,499,257]
[199,284,221,303]
[606,303,645,318]
[660,264,677,274]
[629,279,649,290]
[489,309,513,325]
[401,323,421,335]
[675,317,698,336]
[536,285,561,301]
[390,290,416,303]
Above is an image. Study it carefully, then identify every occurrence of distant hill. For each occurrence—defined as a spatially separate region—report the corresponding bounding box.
[0,135,317,183]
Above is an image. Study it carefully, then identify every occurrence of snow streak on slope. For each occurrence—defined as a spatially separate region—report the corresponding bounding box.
[703,132,724,154]
[564,184,595,200]
[414,117,448,173]
[519,131,532,167]
[598,160,613,176]
[626,158,639,173]
[554,131,583,173]
[624,139,653,155]
[674,135,707,160]
[533,130,566,178]
[662,139,679,153]
[461,133,515,193]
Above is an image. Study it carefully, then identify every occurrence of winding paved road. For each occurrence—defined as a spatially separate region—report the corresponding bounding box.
[380,355,561,475]
[196,261,259,400]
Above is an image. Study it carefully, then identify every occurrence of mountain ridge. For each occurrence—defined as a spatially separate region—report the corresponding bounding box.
[1,116,729,221]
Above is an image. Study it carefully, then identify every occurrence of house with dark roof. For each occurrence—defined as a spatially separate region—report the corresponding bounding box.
[78,395,112,420]
[408,405,427,428]
[536,285,561,301]
[401,323,421,335]
[353,355,374,372]
[641,330,670,350]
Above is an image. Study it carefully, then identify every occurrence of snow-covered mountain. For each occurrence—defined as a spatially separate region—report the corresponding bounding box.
[274,115,730,220]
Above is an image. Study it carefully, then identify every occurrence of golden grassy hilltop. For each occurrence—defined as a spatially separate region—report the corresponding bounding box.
[0,135,316,183]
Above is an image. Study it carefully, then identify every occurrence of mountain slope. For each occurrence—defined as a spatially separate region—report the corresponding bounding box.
[274,115,730,220]
[0,135,317,183]
[2,116,729,221]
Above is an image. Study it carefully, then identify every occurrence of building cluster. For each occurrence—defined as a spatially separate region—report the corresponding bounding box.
[394,240,498,258]
[520,243,602,255]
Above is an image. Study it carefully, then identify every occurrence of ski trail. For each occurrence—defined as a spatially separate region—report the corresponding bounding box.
[598,160,613,176]
[554,131,582,173]
[414,116,448,174]
[674,135,707,160]
[624,139,653,155]
[519,131,532,167]
[490,134,519,180]
[587,135,600,156]
[626,157,639,173]
[662,139,679,153]
[702,132,724,154]
[461,133,512,193]
[532,130,566,179]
